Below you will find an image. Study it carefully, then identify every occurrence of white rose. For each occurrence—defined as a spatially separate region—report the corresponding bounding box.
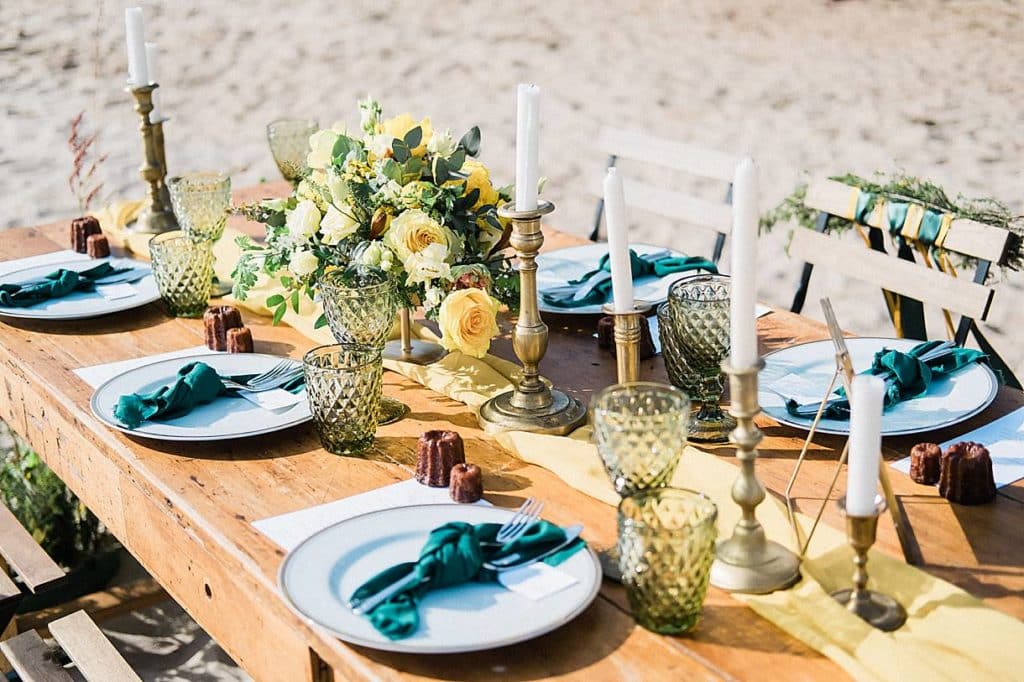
[286,200,321,240]
[427,128,456,157]
[320,205,359,245]
[404,242,451,285]
[366,133,392,158]
[288,249,319,277]
[306,130,339,170]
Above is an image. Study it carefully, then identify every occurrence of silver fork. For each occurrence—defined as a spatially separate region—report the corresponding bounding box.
[221,360,303,392]
[349,497,544,615]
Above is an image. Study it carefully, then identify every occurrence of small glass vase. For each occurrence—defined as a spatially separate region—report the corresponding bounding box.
[664,274,736,442]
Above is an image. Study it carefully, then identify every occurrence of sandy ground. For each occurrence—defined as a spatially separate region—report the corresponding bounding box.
[2,0,1023,678]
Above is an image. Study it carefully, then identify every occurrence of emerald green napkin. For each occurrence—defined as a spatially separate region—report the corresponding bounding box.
[785,340,989,420]
[350,520,585,640]
[541,249,717,308]
[113,361,305,429]
[0,262,128,308]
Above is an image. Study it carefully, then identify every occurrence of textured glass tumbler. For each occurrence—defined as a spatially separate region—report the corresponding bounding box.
[303,344,382,454]
[666,274,736,442]
[319,271,407,425]
[657,302,700,398]
[618,488,718,634]
[591,382,691,497]
[149,231,214,318]
[267,118,318,185]
[167,171,231,242]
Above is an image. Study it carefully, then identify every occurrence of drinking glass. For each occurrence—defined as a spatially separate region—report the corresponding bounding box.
[303,344,382,454]
[618,488,718,634]
[149,231,214,318]
[656,302,700,398]
[591,382,691,497]
[168,171,232,297]
[319,267,407,424]
[665,274,736,442]
[266,118,318,185]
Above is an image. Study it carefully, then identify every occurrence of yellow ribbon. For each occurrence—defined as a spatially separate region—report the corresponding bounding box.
[845,187,860,221]
[901,204,926,241]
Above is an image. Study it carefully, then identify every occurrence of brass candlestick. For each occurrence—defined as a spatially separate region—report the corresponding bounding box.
[127,84,178,235]
[602,301,652,384]
[478,201,587,435]
[710,360,802,593]
[831,496,907,631]
[383,307,447,365]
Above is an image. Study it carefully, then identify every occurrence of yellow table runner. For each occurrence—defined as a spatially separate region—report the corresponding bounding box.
[96,202,1024,681]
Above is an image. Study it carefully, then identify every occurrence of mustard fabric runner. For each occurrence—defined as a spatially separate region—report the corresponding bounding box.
[95,201,1024,680]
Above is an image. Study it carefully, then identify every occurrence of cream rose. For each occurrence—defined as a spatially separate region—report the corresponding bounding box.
[383,209,457,264]
[288,249,319,277]
[437,287,500,358]
[286,200,322,241]
[306,130,339,170]
[320,204,359,245]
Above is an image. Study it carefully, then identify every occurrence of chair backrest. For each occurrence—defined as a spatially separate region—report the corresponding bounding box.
[0,500,66,635]
[590,126,741,262]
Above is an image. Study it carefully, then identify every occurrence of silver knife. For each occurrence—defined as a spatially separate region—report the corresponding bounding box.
[483,524,585,569]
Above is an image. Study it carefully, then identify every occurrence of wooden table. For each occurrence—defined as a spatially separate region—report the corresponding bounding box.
[1,185,1021,681]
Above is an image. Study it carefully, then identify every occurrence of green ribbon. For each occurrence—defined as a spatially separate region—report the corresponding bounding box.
[0,262,127,308]
[350,520,585,640]
[785,340,988,420]
[852,190,948,248]
[540,249,717,309]
[113,361,305,429]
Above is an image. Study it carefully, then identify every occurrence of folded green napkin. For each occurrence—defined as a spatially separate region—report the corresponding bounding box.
[113,361,305,429]
[0,262,128,308]
[350,520,585,640]
[541,249,717,308]
[785,340,988,420]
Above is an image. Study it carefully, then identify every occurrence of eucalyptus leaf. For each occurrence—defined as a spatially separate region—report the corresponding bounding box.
[392,140,411,163]
[448,149,466,171]
[332,135,356,161]
[382,158,403,183]
[403,126,422,149]
[459,126,481,157]
[433,156,450,183]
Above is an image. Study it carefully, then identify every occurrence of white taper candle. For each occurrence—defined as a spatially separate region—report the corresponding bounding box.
[125,7,148,88]
[847,374,884,516]
[729,157,759,368]
[603,168,634,313]
[515,84,540,211]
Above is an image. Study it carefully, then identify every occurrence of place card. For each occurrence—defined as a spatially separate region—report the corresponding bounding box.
[497,562,578,600]
[768,372,831,406]
[237,387,305,411]
[96,283,137,301]
[891,406,1024,488]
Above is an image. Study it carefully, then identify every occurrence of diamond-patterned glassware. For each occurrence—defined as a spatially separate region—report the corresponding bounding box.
[665,274,736,442]
[149,231,214,318]
[167,171,231,242]
[618,488,718,634]
[303,344,382,454]
[266,118,318,185]
[657,302,700,397]
[591,382,690,497]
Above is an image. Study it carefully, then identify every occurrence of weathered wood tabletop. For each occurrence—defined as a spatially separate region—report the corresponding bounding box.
[1,184,1021,681]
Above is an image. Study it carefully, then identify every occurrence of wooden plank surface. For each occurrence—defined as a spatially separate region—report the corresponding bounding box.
[0,184,1020,681]
[48,610,140,682]
[0,629,72,682]
[0,504,65,594]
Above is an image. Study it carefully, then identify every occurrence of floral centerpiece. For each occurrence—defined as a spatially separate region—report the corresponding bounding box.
[233,98,519,357]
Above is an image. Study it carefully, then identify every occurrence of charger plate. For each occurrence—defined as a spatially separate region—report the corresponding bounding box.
[278,504,601,654]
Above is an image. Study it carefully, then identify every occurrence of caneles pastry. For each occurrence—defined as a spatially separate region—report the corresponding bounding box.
[70,216,102,253]
[909,442,942,485]
[596,315,657,360]
[449,463,484,503]
[203,305,244,351]
[86,233,110,258]
[226,326,254,353]
[415,430,465,487]
[939,441,997,505]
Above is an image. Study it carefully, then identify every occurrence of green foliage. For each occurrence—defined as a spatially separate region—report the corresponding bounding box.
[459,127,481,157]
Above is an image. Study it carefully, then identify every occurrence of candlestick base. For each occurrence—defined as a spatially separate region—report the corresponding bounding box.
[130,205,179,236]
[382,339,447,365]
[478,387,586,436]
[710,537,802,594]
[830,588,907,632]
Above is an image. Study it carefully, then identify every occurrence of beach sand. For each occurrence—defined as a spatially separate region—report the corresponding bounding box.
[1,0,1022,678]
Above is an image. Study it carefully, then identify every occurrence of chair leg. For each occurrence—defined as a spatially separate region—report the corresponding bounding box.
[789,212,830,314]
[711,232,726,266]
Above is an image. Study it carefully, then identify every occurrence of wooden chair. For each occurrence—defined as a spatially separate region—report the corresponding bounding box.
[0,503,138,681]
[788,177,1020,388]
[590,126,740,264]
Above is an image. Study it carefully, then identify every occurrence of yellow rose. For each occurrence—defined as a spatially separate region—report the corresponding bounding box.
[380,113,433,157]
[449,159,499,209]
[437,287,500,358]
[383,209,457,263]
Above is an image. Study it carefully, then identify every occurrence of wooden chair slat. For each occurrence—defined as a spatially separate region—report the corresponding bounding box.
[589,177,733,234]
[597,126,740,182]
[0,565,20,605]
[803,178,1011,263]
[0,503,65,594]
[48,610,139,682]
[789,229,995,320]
[0,629,73,682]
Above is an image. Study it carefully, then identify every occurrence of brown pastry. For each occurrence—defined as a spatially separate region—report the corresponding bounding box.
[909,442,942,485]
[415,430,465,487]
[449,463,483,503]
[939,441,997,505]
[70,216,102,253]
[226,326,254,353]
[85,233,110,258]
[203,305,244,351]
[596,315,657,360]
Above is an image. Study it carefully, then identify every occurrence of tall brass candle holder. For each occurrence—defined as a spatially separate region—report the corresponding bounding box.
[831,496,907,631]
[602,301,652,384]
[127,84,178,235]
[478,201,587,435]
[710,360,802,593]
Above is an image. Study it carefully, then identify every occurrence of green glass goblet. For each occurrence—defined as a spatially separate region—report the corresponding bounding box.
[666,274,736,442]
[319,267,407,425]
[168,171,232,297]
[618,488,718,634]
[303,344,382,455]
[266,118,318,186]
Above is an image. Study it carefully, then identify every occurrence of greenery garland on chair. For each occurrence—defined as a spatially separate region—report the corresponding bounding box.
[760,173,1024,279]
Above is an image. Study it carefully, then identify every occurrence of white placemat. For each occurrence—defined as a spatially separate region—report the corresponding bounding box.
[891,406,1024,488]
[74,346,210,388]
[0,250,89,276]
